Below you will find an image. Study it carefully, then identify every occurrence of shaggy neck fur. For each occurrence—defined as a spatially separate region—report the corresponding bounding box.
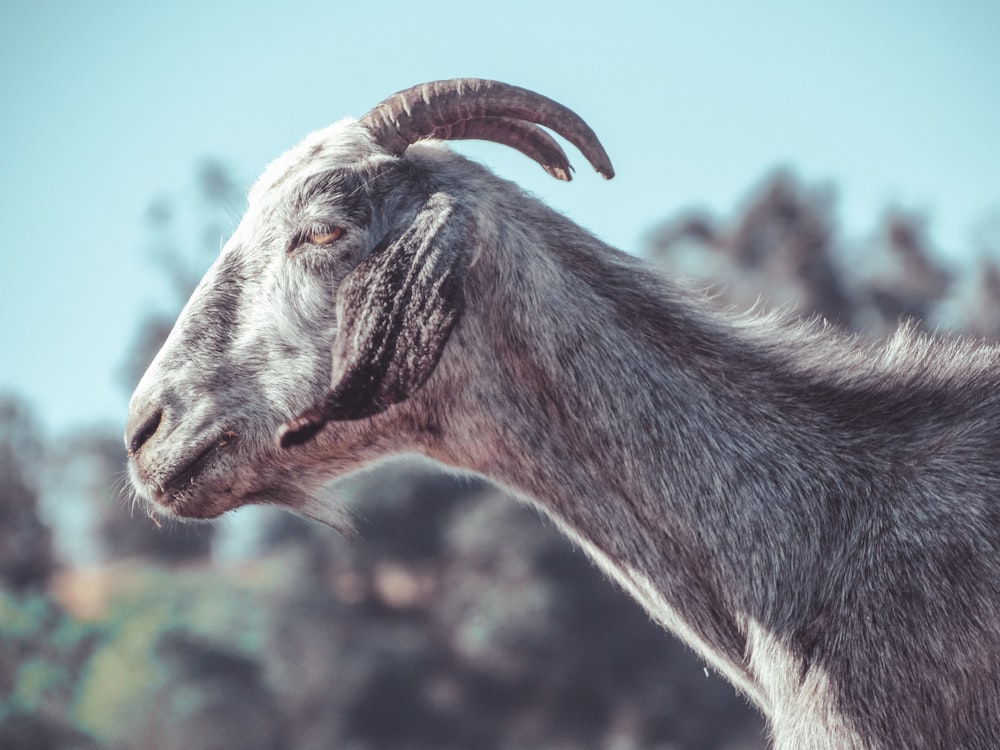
[421,196,1000,749]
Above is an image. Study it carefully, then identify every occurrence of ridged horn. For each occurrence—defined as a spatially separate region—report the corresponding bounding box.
[359,79,614,181]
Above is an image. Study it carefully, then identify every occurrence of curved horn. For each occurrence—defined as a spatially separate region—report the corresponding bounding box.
[359,79,614,180]
[449,117,573,182]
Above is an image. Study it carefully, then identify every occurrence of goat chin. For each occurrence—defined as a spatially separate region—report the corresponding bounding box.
[125,78,1000,749]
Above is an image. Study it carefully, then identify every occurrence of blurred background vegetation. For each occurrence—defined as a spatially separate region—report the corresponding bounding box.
[3,161,1000,750]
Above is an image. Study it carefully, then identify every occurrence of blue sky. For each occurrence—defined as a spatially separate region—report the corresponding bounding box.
[2,0,999,434]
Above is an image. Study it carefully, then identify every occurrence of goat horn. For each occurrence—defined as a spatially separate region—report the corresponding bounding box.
[445,117,574,182]
[360,79,614,180]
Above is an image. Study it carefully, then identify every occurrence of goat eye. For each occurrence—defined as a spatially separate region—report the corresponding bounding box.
[306,226,343,246]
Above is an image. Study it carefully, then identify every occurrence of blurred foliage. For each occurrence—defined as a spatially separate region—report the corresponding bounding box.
[4,163,999,749]
[69,564,277,746]
[0,589,99,749]
[645,170,1000,340]
[0,397,55,592]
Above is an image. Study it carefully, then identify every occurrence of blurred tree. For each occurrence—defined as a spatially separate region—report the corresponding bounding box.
[648,171,855,327]
[0,582,100,749]
[137,630,288,750]
[0,395,55,592]
[864,209,952,330]
[964,209,1000,338]
[644,169,970,342]
[0,710,97,750]
[966,258,1000,337]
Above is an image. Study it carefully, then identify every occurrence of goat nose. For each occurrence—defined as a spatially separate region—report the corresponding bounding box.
[125,402,163,457]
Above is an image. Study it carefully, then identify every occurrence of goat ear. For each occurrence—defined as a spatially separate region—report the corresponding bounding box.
[277,192,472,448]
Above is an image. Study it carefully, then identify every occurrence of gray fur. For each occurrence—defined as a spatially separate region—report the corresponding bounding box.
[127,98,1000,748]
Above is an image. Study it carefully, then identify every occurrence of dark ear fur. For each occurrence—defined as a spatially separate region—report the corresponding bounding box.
[277,192,472,448]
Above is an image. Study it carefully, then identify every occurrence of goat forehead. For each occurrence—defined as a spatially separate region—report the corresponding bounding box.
[248,118,378,208]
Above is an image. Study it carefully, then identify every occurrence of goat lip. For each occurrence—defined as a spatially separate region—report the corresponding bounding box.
[155,440,225,503]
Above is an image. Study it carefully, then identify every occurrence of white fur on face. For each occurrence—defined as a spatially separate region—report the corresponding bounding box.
[127,120,400,519]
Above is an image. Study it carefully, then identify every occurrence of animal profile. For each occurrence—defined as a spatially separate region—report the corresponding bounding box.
[127,79,1000,748]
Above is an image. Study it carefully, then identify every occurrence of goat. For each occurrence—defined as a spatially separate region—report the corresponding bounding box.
[125,79,1000,748]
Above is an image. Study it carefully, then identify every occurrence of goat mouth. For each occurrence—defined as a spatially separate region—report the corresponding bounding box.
[153,436,231,506]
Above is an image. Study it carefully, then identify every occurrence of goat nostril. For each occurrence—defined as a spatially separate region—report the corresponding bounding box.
[127,408,163,457]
